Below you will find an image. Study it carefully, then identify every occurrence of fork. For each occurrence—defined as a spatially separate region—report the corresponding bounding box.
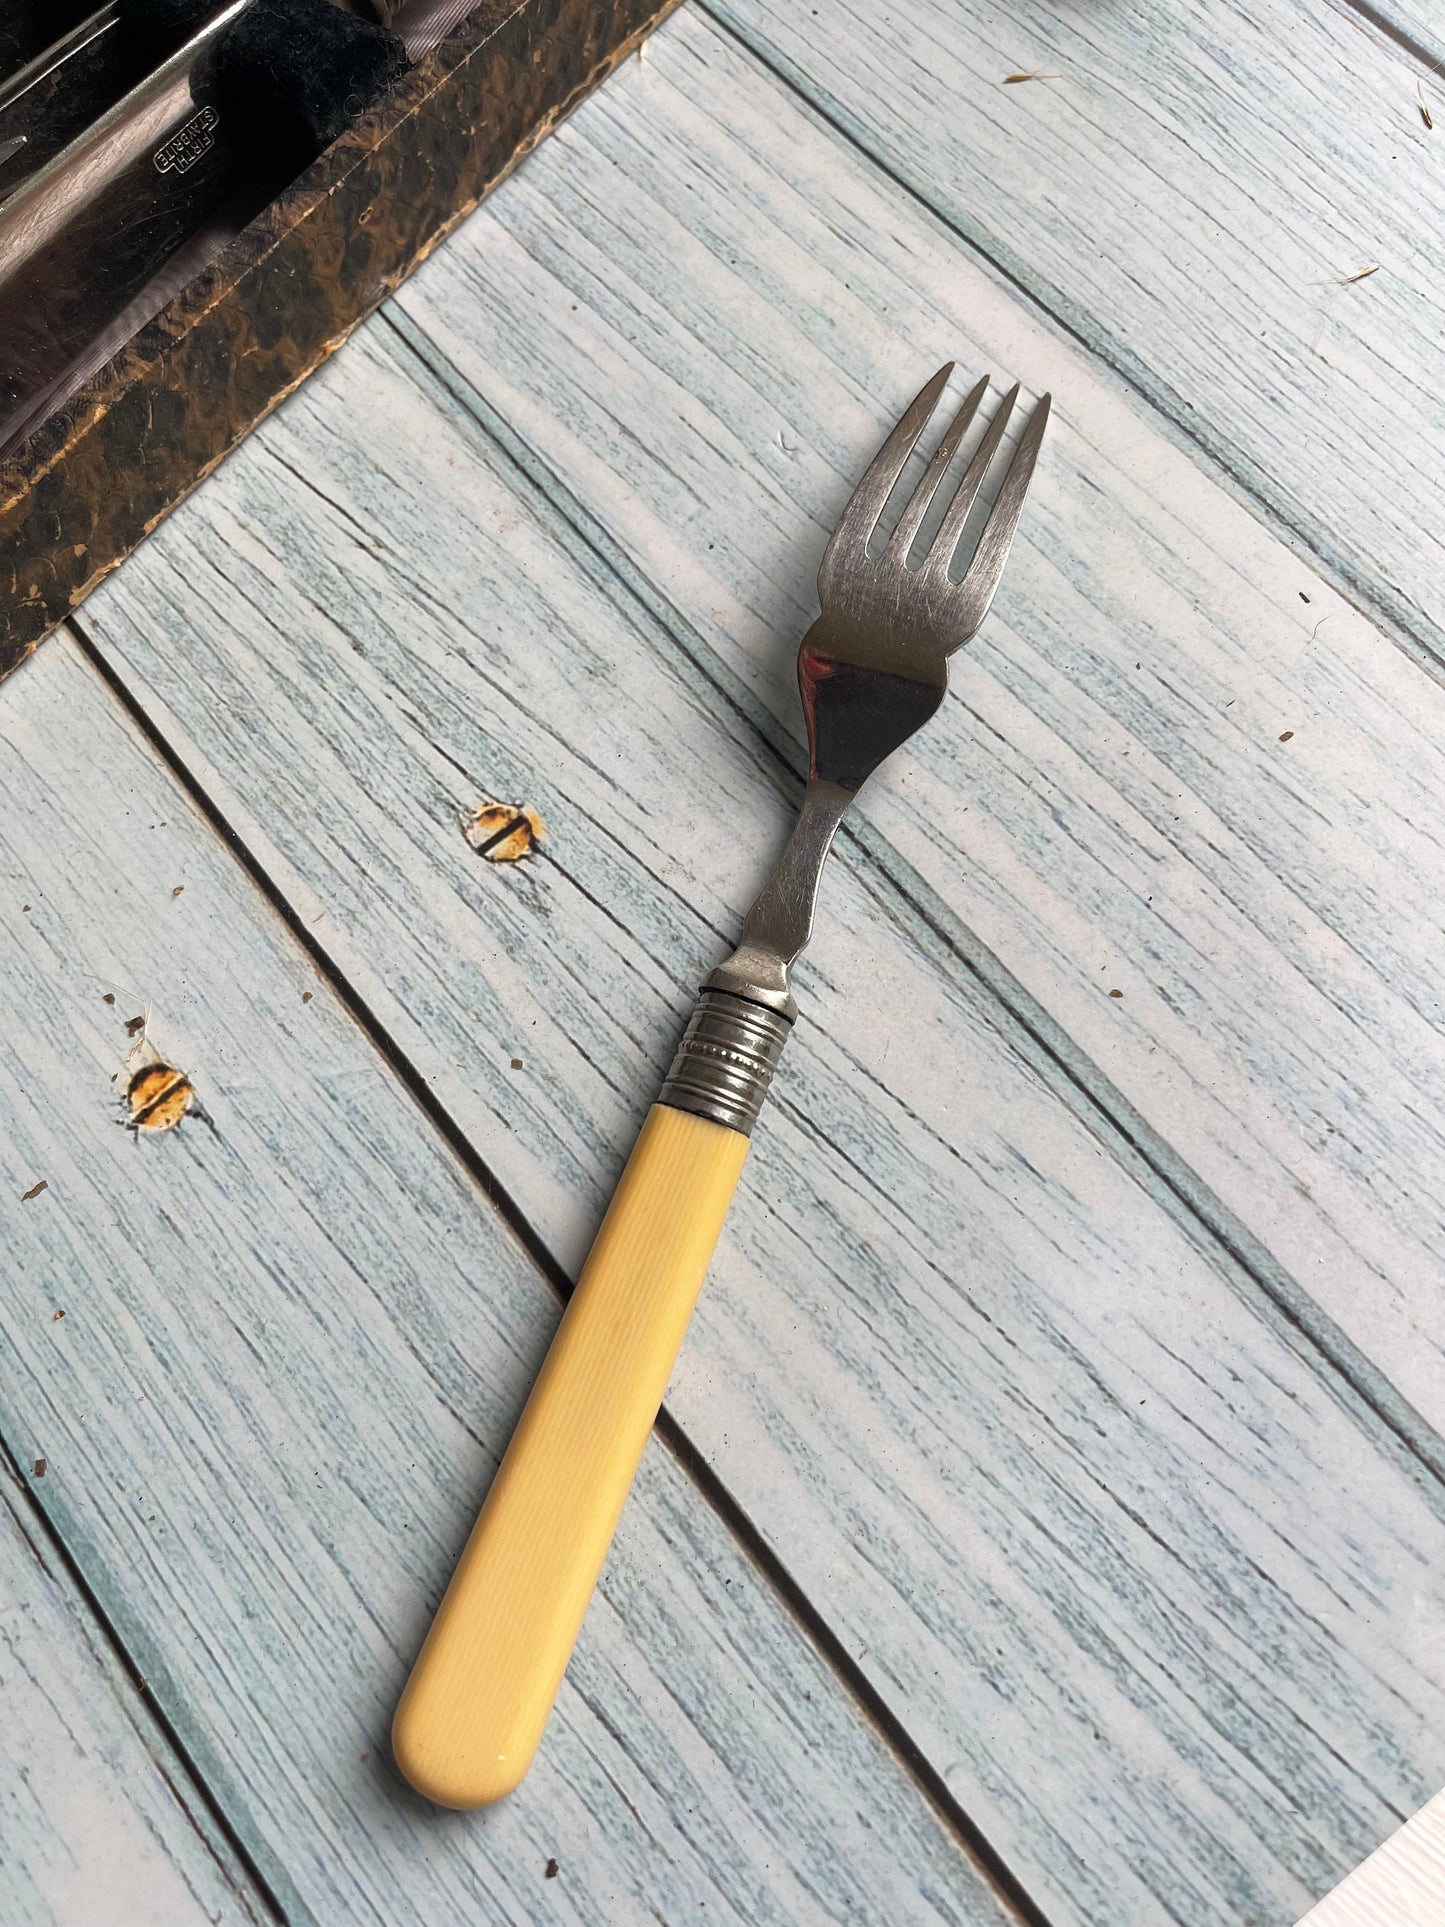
[393,363,1051,1807]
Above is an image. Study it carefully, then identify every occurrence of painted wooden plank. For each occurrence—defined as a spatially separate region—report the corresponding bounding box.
[1297,1788,1445,1925]
[1363,2,1443,68]
[700,0,1445,675]
[0,634,1016,1927]
[0,1453,269,1927]
[73,308,1445,1925]
[359,10,1445,1450]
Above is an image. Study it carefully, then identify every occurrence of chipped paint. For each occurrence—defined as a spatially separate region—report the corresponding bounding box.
[463,800,546,862]
[124,1062,210,1136]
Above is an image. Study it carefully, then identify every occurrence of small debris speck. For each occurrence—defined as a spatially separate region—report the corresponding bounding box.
[1279,730,1294,742]
[360,1751,371,1763]
[510,1057,524,1070]
[1003,70,1060,83]
[21,903,30,913]
[171,885,184,898]
[53,1309,65,1321]
[1299,592,1311,604]
[1108,988,1124,999]
[1419,80,1434,129]
[33,1458,46,1478]
[102,992,116,1004]
[545,1859,559,1880]
[21,1179,48,1202]
[1333,263,1381,286]
[302,991,313,1004]
[125,1015,146,1037]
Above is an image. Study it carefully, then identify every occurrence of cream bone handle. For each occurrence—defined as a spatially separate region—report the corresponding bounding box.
[392,991,789,1808]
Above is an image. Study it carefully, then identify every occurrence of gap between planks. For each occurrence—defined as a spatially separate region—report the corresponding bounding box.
[695,0,1445,691]
[64,612,1057,1927]
[378,303,1445,1517]
[1333,0,1441,71]
[0,1429,286,1925]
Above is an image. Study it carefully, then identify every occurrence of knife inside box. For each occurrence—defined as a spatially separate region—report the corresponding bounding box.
[0,7,132,202]
[0,0,417,457]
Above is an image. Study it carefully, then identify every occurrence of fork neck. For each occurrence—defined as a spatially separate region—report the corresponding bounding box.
[703,775,852,1019]
[800,625,947,795]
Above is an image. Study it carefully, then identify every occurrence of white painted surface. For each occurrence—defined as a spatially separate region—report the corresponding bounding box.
[1298,1789,1445,1926]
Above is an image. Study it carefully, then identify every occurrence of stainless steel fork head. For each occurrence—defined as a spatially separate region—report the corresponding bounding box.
[806,362,1050,790]
[660,365,1050,1134]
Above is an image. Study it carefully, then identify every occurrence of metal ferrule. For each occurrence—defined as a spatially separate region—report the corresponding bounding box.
[659,989,793,1137]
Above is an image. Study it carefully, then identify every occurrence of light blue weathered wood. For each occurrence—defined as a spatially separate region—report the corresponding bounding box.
[372,9,1445,1447]
[1363,1,1443,66]
[0,1454,269,1927]
[77,298,1445,1927]
[0,633,1015,1927]
[705,0,1445,673]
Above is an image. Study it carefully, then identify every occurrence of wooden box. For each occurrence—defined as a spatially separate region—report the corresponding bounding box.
[0,0,677,682]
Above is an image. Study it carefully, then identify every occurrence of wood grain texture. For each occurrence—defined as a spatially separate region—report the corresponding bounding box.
[1297,1788,1445,1924]
[368,10,1445,1451]
[704,0,1445,675]
[74,307,1445,1925]
[0,634,1015,1927]
[1356,0,1443,66]
[0,1454,269,1927]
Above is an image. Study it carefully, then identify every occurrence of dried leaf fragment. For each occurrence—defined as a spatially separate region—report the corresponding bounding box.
[464,801,546,862]
[21,1179,47,1202]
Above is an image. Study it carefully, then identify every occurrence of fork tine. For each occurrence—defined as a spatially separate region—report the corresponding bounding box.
[921,383,1019,582]
[952,393,1051,634]
[823,363,954,569]
[888,374,990,562]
